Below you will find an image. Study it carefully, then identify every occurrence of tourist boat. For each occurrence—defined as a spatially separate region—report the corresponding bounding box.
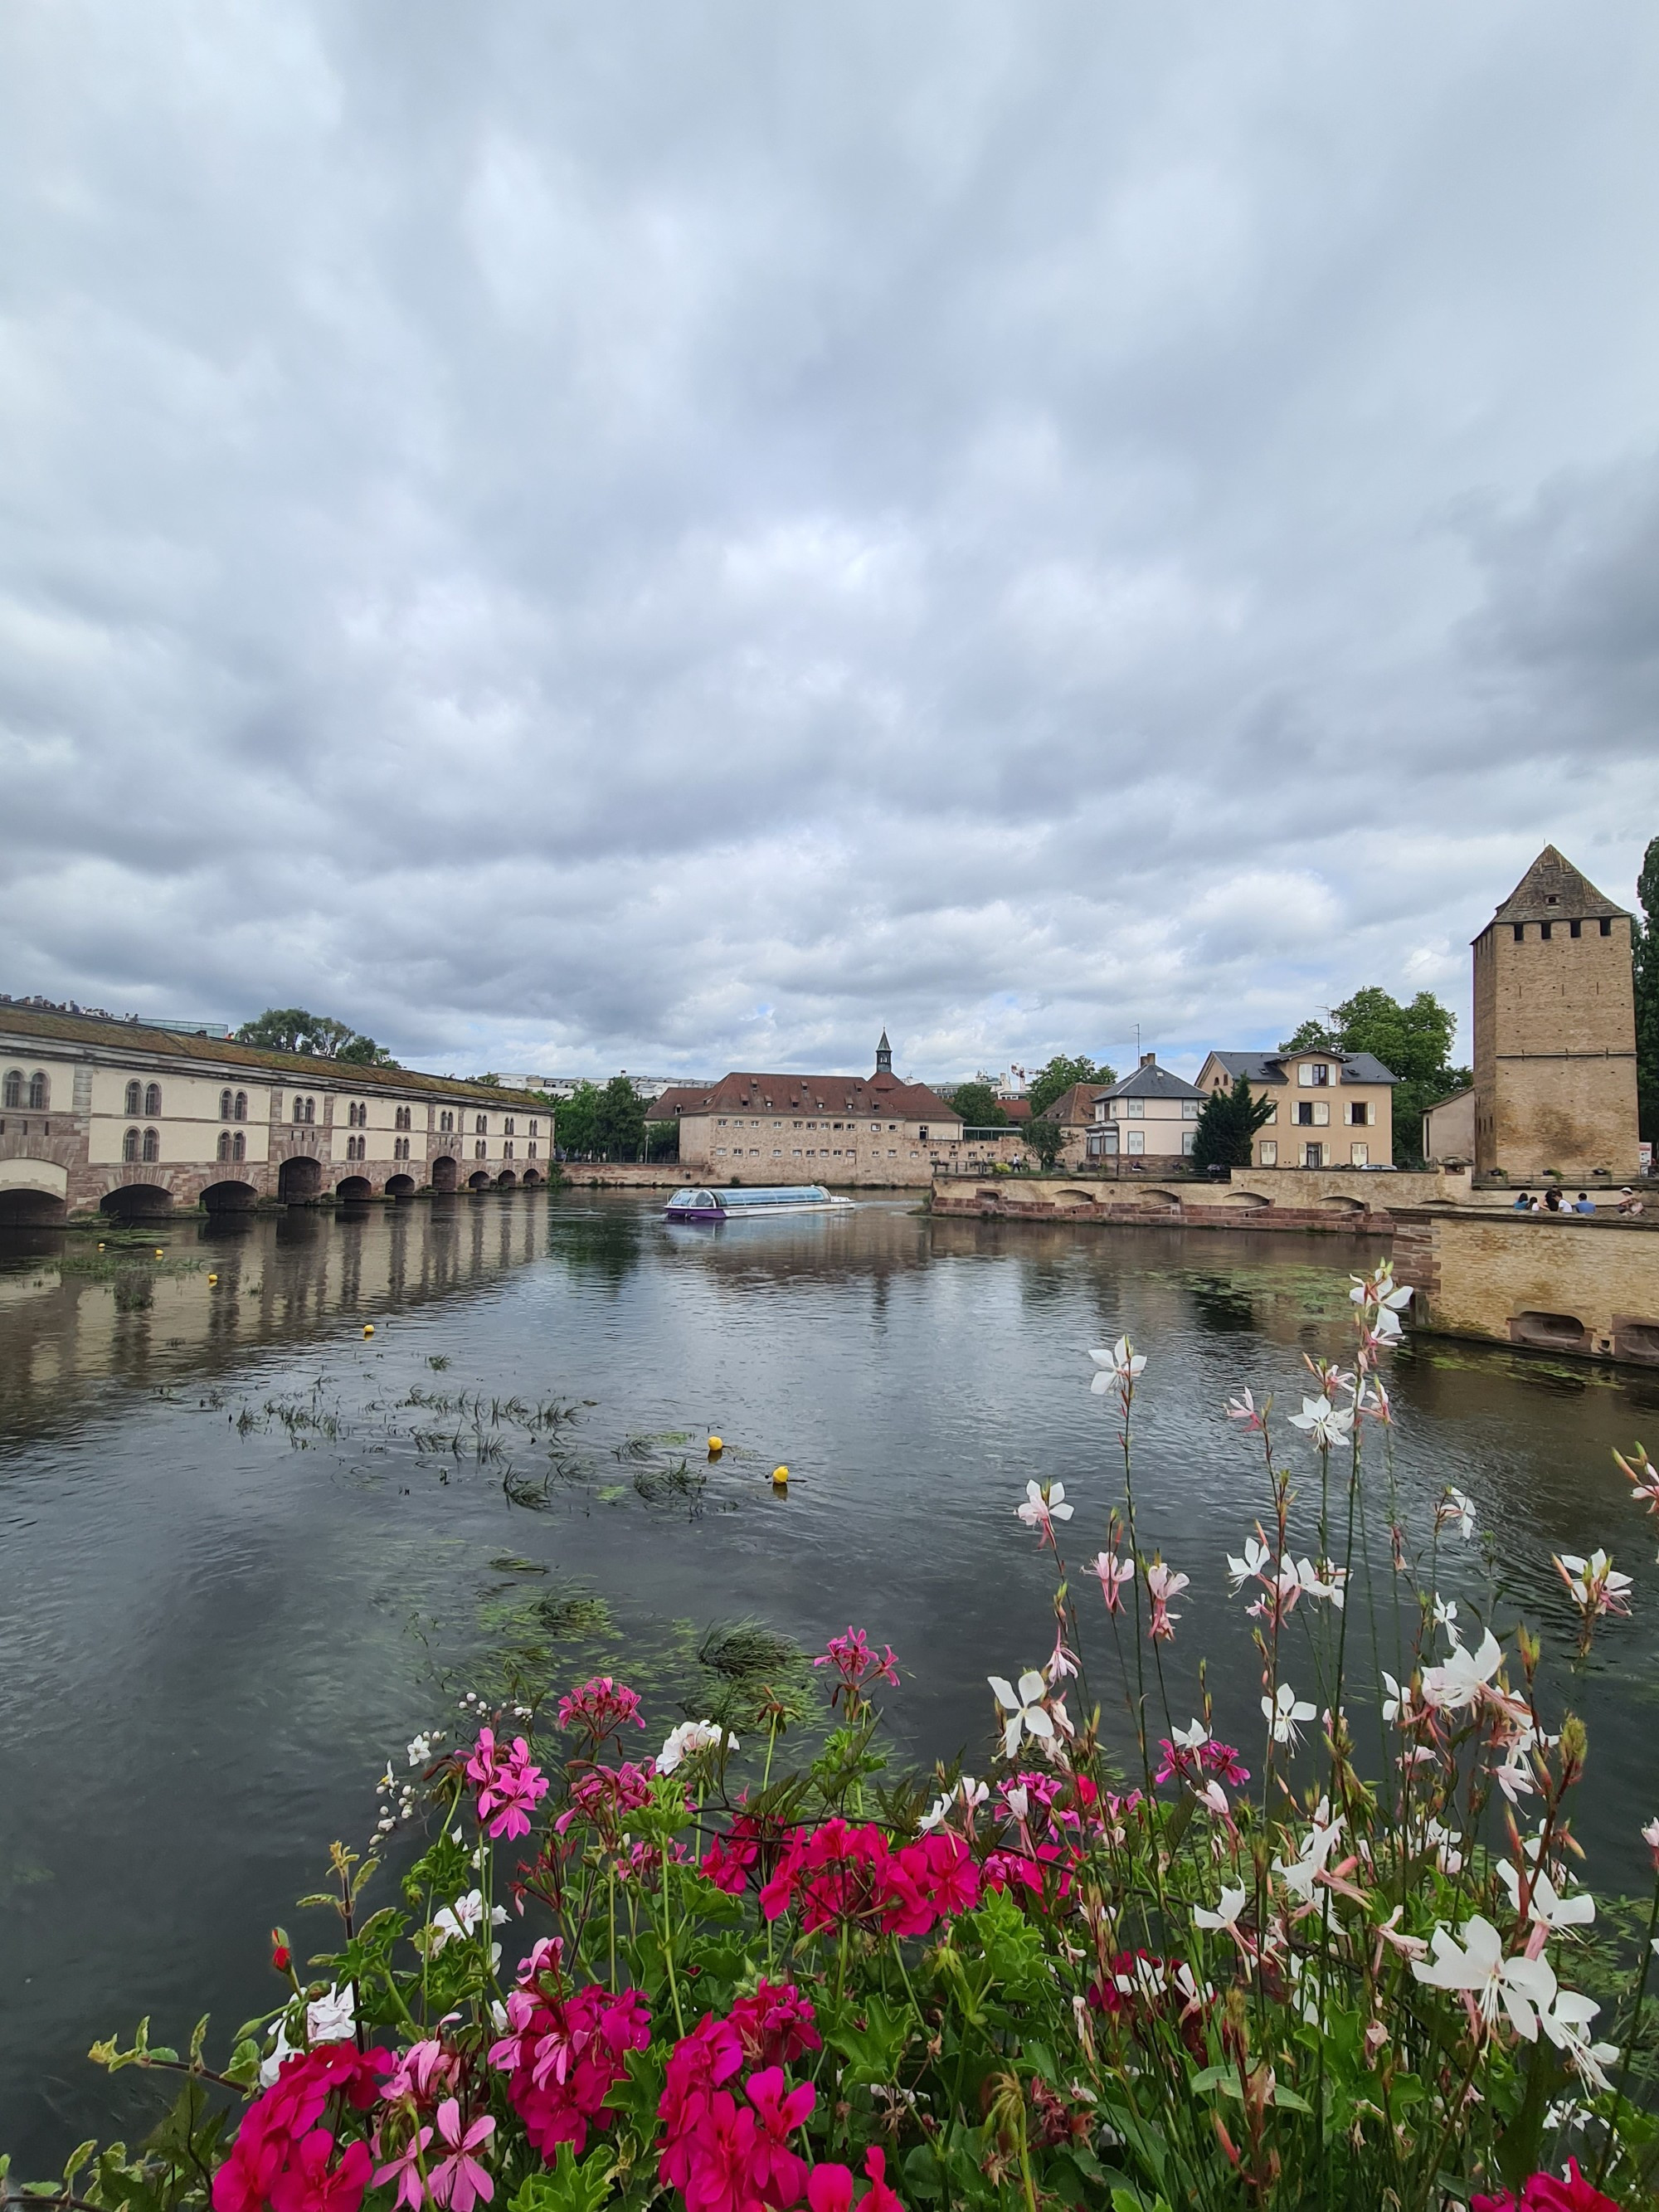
[664,1183,854,1223]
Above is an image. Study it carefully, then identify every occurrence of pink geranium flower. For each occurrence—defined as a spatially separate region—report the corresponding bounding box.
[426,2100,494,2212]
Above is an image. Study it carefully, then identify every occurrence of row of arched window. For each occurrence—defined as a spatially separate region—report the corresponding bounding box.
[124,1080,163,1116]
[220,1089,249,1120]
[291,1096,316,1123]
[123,1128,160,1162]
[345,1135,367,1161]
[3,1069,49,1109]
[217,1131,246,1161]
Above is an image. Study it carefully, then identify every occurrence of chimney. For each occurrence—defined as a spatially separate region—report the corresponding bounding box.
[1140,1051,1155,1067]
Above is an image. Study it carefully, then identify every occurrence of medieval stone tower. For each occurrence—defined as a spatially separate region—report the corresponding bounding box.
[1472,845,1640,1178]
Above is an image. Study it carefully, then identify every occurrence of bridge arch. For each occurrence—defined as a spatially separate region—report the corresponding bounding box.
[0,1157,69,1224]
[100,1181,174,1219]
[386,1173,416,1199]
[521,1167,542,1186]
[431,1156,458,1194]
[335,1174,373,1204]
[278,1157,324,1204]
[202,1179,259,1212]
[496,1169,518,1189]
[468,1170,491,1191]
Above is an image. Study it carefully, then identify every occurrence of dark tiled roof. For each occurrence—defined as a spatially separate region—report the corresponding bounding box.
[1204,1049,1398,1088]
[1097,1060,1204,1102]
[645,1069,961,1123]
[0,1003,550,1108]
[1483,845,1628,932]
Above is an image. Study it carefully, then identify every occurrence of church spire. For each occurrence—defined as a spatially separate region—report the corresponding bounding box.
[875,1029,893,1075]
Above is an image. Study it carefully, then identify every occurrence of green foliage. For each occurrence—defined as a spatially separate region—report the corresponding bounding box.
[1020,1117,1068,1173]
[945,1080,1008,1128]
[1190,1072,1273,1170]
[554,1082,601,1157]
[593,1077,647,1162]
[511,2146,614,2212]
[1027,1055,1115,1118]
[1636,833,1659,1145]
[234,1008,397,1066]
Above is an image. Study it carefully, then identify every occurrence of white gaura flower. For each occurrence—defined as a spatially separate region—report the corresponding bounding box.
[1262,1683,1317,1746]
[1380,1672,1412,1722]
[1496,1863,1595,1933]
[1424,1817,1466,1875]
[1017,1480,1073,1537]
[1287,1396,1355,1449]
[1273,1805,1344,1903]
[1492,1751,1537,1805]
[1436,1488,1477,1540]
[1193,1883,1248,1932]
[1540,1988,1619,2091]
[1004,1785,1030,1822]
[1350,1265,1412,1315]
[989,1671,1054,1760]
[1421,1629,1505,1712]
[656,1720,737,1775]
[1226,1536,1272,1591]
[1170,1717,1209,1751]
[1553,1549,1634,1619]
[306,1984,357,2046]
[1433,1595,1460,1639]
[1089,1338,1146,1392]
[1412,1916,1557,2038]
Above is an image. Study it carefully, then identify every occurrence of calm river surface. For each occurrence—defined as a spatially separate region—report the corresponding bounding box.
[4,1191,1658,2165]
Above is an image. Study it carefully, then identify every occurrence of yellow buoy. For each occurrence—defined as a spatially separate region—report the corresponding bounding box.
[771,1464,789,1488]
[154,1248,164,1258]
[362,1323,374,1337]
[208,1274,218,1284]
[708,1436,723,1458]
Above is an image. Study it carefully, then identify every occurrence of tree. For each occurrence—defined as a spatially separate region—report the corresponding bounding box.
[1190,1074,1275,1172]
[1021,1118,1068,1173]
[1636,833,1659,1146]
[645,1118,680,1162]
[593,1075,647,1161]
[1028,1055,1115,1117]
[236,1007,397,1065]
[1279,987,1465,1167]
[946,1080,1007,1128]
[554,1082,601,1158]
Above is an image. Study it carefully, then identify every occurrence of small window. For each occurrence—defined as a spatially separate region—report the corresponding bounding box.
[1126,1129,1145,1155]
[474,1139,486,1159]
[504,1118,516,1136]
[1600,917,1613,937]
[1569,918,1581,938]
[144,1083,162,1116]
[1312,1101,1330,1126]
[123,1127,139,1161]
[2,1070,20,1108]
[1259,1140,1277,1167]
[221,1089,233,1119]
[142,1127,160,1162]
[1126,1098,1144,1117]
[528,1142,538,1158]
[475,1114,488,1136]
[529,1118,539,1137]
[235,1091,247,1120]
[217,1132,231,1161]
[504,1140,514,1159]
[1297,1102,1315,1126]
[305,1098,315,1124]
[232,1132,245,1162]
[1540,921,1552,941]
[28,1072,48,1109]
[1513,923,1525,942]
[440,1110,453,1133]
[124,1079,142,1114]
[294,1099,306,1123]
[1350,1143,1369,1167]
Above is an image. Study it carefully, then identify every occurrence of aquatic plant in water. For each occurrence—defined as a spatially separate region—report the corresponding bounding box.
[8,1259,1659,2211]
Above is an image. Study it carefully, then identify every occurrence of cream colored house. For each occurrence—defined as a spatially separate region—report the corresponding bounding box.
[1422,1089,1476,1166]
[1195,1048,1398,1168]
[1084,1055,1204,1163]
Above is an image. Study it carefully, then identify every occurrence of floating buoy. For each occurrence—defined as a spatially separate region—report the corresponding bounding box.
[708,1436,723,1458]
[154,1248,164,1258]
[771,1464,789,1488]
[208,1274,218,1284]
[362,1324,374,1337]
[97,1242,105,1251]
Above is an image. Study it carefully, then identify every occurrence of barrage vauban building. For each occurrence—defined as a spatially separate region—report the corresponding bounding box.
[0,1002,553,1224]
[650,1032,967,1187]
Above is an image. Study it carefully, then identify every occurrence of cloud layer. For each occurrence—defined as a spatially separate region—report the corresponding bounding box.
[3,0,1657,1079]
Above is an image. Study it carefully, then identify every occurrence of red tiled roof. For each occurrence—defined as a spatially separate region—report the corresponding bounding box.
[646,1069,961,1124]
[1038,1082,1109,1125]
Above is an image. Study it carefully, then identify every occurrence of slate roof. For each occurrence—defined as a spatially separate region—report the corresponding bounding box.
[1204,1050,1399,1089]
[0,1002,551,1108]
[1096,1059,1204,1103]
[647,1069,961,1124]
[1481,845,1628,934]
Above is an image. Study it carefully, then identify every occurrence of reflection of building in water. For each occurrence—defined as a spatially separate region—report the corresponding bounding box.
[0,1005,555,1225]
[0,1200,551,1435]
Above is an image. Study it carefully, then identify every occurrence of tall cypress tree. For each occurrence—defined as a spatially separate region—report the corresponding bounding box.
[1190,1075,1274,1171]
[1636,833,1659,1147]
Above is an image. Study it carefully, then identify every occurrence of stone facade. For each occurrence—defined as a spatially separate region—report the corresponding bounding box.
[0,1006,553,1220]
[1391,1207,1659,1363]
[1471,845,1641,1179]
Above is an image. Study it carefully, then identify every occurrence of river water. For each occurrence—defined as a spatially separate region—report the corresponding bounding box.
[3,1191,1657,2166]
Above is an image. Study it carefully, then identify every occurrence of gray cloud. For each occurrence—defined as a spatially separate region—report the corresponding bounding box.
[2,0,1658,1080]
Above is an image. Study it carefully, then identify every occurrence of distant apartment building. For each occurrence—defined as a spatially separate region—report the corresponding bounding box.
[1083,1055,1204,1163]
[1471,845,1641,1179]
[1195,1048,1397,1167]
[649,1033,963,1186]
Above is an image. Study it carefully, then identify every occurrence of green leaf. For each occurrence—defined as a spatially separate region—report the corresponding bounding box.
[510,2144,615,2212]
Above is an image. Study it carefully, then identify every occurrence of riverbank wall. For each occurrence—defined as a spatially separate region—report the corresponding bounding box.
[925,1165,1462,1235]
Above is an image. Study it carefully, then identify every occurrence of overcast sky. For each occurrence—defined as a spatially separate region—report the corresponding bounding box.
[3,3,1657,1082]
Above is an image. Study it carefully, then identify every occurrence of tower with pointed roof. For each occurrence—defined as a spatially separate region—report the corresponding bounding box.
[874,1030,893,1076]
[1472,845,1639,1177]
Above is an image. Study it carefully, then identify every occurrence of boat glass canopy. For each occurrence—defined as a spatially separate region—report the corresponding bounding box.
[715,1185,831,1209]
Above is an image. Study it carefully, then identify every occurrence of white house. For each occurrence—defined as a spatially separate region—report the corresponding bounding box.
[1084,1055,1205,1163]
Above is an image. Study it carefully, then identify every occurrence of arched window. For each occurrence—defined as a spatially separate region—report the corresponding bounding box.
[232,1132,245,1162]
[2,1070,21,1108]
[235,1092,247,1120]
[124,1079,142,1115]
[142,1128,159,1162]
[474,1139,487,1158]
[123,1127,139,1162]
[221,1089,233,1119]
[144,1083,162,1117]
[395,1105,411,1131]
[504,1118,515,1136]
[28,1072,48,1110]
[475,1114,487,1135]
[440,1110,453,1133]
[305,1098,315,1124]
[217,1131,231,1160]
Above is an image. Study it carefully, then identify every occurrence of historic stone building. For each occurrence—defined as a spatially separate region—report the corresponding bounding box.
[650,1032,964,1187]
[1471,847,1640,1180]
[0,1003,553,1221]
